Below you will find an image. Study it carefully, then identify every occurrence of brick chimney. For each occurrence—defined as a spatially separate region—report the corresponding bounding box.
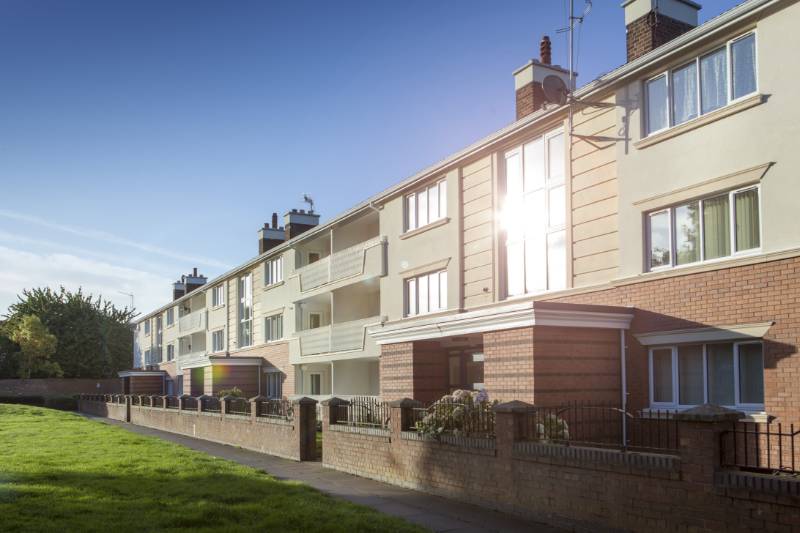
[514,35,574,120]
[284,208,320,240]
[624,0,700,62]
[259,212,286,254]
[172,268,207,300]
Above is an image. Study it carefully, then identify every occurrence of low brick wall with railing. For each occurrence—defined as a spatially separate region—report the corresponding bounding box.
[321,399,800,532]
[79,394,317,461]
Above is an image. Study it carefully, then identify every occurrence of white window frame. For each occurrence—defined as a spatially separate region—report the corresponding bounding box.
[648,341,764,411]
[404,178,447,232]
[264,313,283,342]
[264,256,284,286]
[211,285,225,307]
[405,270,448,317]
[144,320,151,336]
[211,329,225,353]
[307,312,323,330]
[646,184,761,272]
[644,31,758,137]
[238,273,253,348]
[309,373,322,396]
[166,308,175,327]
[166,344,175,362]
[265,371,283,399]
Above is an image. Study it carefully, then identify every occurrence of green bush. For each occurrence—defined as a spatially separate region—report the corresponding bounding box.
[216,387,244,398]
[0,395,45,406]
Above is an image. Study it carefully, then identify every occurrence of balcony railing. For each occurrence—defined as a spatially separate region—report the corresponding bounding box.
[298,316,379,357]
[179,310,206,334]
[296,236,384,292]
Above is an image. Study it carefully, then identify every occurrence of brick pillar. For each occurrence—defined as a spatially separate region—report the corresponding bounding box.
[197,394,210,414]
[178,394,191,412]
[249,395,266,421]
[293,397,318,461]
[220,395,232,416]
[493,400,533,460]
[389,398,422,434]
[674,404,744,488]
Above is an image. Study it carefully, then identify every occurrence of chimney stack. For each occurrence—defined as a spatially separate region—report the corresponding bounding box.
[624,0,700,62]
[172,269,207,300]
[284,208,320,240]
[513,36,574,120]
[259,212,286,254]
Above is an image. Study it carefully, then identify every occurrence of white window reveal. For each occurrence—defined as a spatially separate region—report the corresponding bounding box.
[264,257,283,286]
[310,373,322,396]
[166,308,174,327]
[504,128,566,297]
[645,32,757,136]
[647,185,760,271]
[211,284,225,307]
[405,270,447,317]
[405,178,447,232]
[238,273,253,348]
[266,371,283,399]
[212,330,225,353]
[265,314,283,342]
[649,341,764,411]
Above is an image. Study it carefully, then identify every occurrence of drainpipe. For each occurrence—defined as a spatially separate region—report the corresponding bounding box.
[620,329,628,447]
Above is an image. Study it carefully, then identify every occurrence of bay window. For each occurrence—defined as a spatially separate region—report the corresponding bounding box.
[405,270,447,316]
[645,32,757,135]
[238,273,253,348]
[649,341,764,410]
[647,185,760,271]
[405,178,447,232]
[504,129,566,296]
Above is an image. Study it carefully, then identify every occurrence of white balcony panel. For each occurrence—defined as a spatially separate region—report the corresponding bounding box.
[297,237,384,292]
[299,325,331,356]
[179,310,206,334]
[299,316,380,357]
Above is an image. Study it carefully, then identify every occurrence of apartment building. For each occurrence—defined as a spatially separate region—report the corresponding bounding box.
[126,0,800,422]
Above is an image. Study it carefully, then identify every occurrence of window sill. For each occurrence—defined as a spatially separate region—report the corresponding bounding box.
[210,304,225,311]
[263,280,285,291]
[642,407,767,422]
[399,217,450,240]
[635,93,765,150]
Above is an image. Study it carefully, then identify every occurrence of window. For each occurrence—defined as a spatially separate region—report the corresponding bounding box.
[307,252,321,264]
[144,349,153,365]
[405,178,447,231]
[144,320,151,336]
[238,273,253,348]
[405,270,447,316]
[264,257,283,286]
[504,129,566,296]
[308,312,322,329]
[647,186,760,271]
[645,32,757,136]
[166,308,174,327]
[212,330,224,353]
[266,371,283,399]
[649,341,764,410]
[265,314,283,342]
[166,344,175,362]
[310,373,322,396]
[211,285,225,307]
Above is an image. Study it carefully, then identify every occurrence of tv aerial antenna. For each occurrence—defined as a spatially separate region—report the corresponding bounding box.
[302,194,315,213]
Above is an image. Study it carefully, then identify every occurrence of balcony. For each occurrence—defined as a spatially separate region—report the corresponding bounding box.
[179,310,206,334]
[296,236,385,293]
[298,316,381,357]
[178,350,209,369]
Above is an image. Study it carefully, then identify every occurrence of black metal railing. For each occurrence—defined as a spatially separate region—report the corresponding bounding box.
[518,402,679,453]
[721,420,799,475]
[152,396,164,408]
[164,396,180,409]
[182,396,198,410]
[256,399,293,420]
[201,396,221,413]
[225,397,251,416]
[411,396,495,438]
[333,396,390,429]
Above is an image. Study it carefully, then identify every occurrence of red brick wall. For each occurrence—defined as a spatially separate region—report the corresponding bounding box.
[626,12,695,62]
[129,375,163,394]
[232,342,294,397]
[483,327,535,402]
[0,378,121,396]
[515,82,547,120]
[549,256,800,421]
[379,341,450,403]
[210,366,259,397]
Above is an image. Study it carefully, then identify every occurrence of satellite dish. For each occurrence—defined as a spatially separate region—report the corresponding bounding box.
[542,75,570,106]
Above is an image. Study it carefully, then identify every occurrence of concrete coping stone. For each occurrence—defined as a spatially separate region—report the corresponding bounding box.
[493,400,535,413]
[320,397,350,407]
[248,395,268,403]
[388,398,422,408]
[292,396,318,406]
[673,403,744,422]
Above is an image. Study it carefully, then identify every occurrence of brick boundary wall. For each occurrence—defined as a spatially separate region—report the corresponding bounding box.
[321,399,800,532]
[78,395,317,461]
[0,378,121,396]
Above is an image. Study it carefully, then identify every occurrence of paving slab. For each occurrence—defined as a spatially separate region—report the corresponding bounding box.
[83,415,564,533]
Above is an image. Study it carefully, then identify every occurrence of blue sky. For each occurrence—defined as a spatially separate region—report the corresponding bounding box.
[0,0,743,315]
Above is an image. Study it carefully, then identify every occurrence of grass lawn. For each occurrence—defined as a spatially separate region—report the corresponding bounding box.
[0,405,427,533]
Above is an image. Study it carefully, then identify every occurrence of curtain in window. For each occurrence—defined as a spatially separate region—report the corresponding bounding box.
[649,211,671,267]
[646,75,669,133]
[652,349,673,403]
[702,195,730,259]
[734,188,760,251]
[678,345,704,405]
[700,48,728,114]
[738,343,764,404]
[732,34,757,99]
[708,343,734,405]
[672,62,698,125]
[675,202,700,265]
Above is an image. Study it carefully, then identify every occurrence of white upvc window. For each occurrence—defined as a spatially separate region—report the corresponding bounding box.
[405,270,448,317]
[166,344,175,362]
[264,257,283,286]
[503,128,566,297]
[646,185,761,271]
[165,308,174,327]
[405,178,447,232]
[265,371,283,399]
[144,320,151,336]
[649,341,764,411]
[645,31,757,136]
[211,329,224,353]
[265,314,283,342]
[211,284,225,307]
[238,273,253,348]
[310,373,322,396]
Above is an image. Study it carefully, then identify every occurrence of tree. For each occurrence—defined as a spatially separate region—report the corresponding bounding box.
[3,287,136,378]
[5,315,61,378]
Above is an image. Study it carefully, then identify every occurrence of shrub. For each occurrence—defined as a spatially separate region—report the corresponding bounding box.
[414,389,496,439]
[535,413,570,441]
[216,387,244,398]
